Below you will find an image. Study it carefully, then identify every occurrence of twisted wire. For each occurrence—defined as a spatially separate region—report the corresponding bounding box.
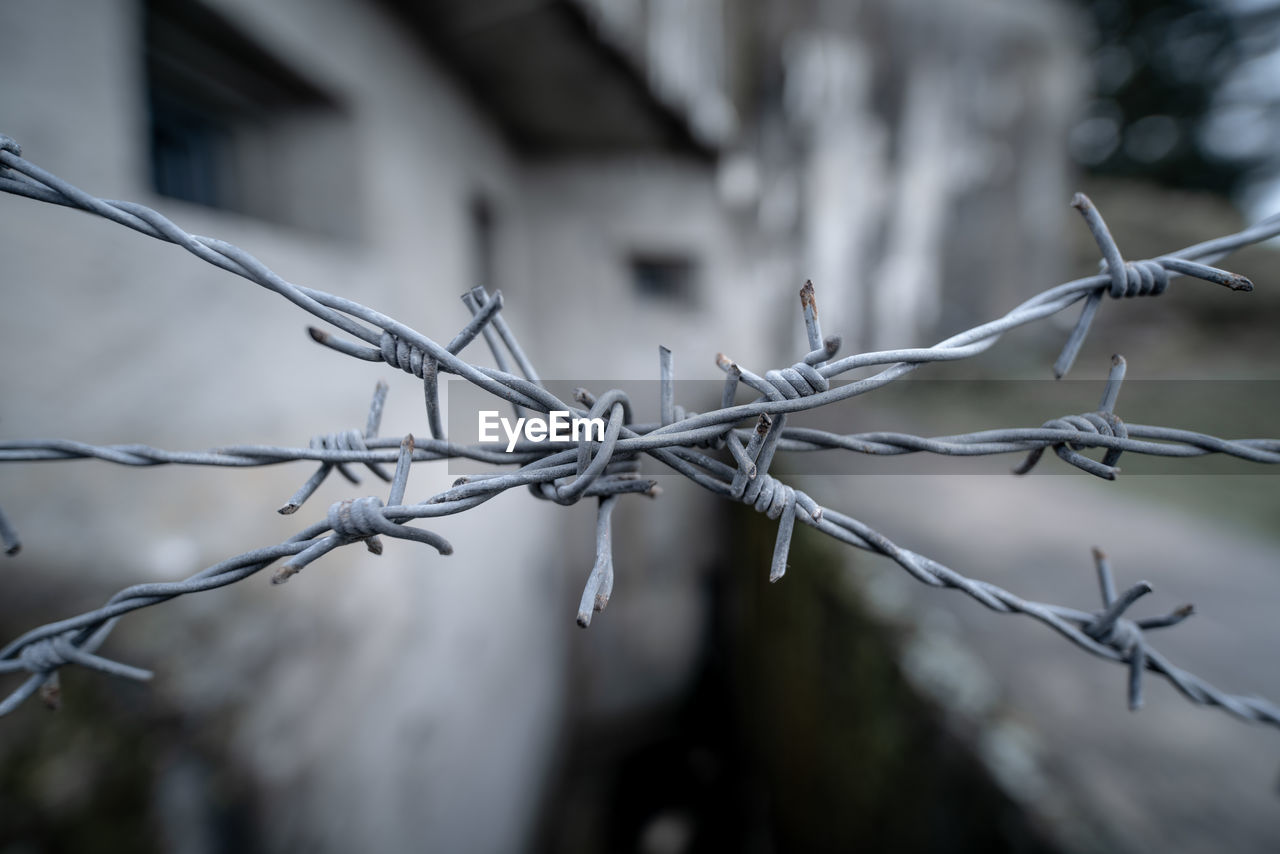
[3,135,1280,730]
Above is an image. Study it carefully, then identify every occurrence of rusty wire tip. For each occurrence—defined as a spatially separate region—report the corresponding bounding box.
[1091,546,1107,563]
[1102,356,1126,398]
[365,537,383,555]
[823,335,841,356]
[580,589,610,623]
[756,413,773,432]
[644,482,662,498]
[573,387,595,406]
[451,476,469,487]
[277,502,300,515]
[39,673,60,711]
[800,279,816,305]
[1070,191,1092,211]
[271,565,298,585]
[393,433,415,484]
[1226,273,1254,292]
[1137,603,1197,631]
[715,352,737,372]
[306,326,330,344]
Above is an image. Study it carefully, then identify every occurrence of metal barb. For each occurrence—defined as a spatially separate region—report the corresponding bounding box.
[1055,195,1253,378]
[1081,549,1200,713]
[1015,364,1130,479]
[577,495,620,628]
[660,346,674,426]
[278,383,393,514]
[800,280,825,364]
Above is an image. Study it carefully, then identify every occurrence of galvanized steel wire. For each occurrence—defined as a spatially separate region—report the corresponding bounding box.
[2,132,1280,727]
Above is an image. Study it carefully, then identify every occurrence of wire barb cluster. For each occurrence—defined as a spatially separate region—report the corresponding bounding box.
[1081,548,1195,712]
[2,134,1280,729]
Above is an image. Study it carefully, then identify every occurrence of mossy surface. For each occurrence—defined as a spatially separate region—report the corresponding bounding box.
[724,502,1061,853]
[0,578,260,854]
[538,502,1068,852]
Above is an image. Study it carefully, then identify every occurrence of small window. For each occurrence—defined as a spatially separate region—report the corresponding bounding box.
[144,0,359,239]
[150,98,225,209]
[629,252,698,303]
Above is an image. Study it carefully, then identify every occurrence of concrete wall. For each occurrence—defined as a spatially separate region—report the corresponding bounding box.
[0,2,568,850]
[736,0,1085,356]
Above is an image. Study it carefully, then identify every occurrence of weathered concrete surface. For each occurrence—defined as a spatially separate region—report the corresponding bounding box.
[804,471,1280,854]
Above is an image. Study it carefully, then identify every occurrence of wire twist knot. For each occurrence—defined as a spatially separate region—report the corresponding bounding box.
[1048,410,1126,443]
[380,331,432,379]
[735,470,803,583]
[1078,550,1195,711]
[311,429,367,455]
[742,472,794,519]
[19,635,74,673]
[1085,614,1142,652]
[764,360,829,400]
[1103,259,1169,298]
[1015,371,1128,481]
[327,496,385,541]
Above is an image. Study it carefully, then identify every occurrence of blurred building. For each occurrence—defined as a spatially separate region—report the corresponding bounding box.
[0,0,1084,851]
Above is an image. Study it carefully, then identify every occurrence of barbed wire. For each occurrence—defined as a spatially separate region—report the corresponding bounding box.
[2,132,1280,727]
[5,397,1279,473]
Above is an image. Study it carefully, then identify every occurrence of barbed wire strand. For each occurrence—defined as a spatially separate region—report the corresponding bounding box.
[2,134,1280,728]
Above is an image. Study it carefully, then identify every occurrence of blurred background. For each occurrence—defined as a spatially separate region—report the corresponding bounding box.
[2,0,1280,851]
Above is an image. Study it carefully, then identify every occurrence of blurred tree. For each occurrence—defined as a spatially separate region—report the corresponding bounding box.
[1071,0,1274,196]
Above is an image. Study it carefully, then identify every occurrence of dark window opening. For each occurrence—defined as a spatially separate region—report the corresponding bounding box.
[144,0,359,239]
[150,98,226,209]
[630,253,698,303]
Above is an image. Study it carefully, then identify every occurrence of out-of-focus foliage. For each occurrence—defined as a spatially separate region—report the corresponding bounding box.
[1072,0,1280,198]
